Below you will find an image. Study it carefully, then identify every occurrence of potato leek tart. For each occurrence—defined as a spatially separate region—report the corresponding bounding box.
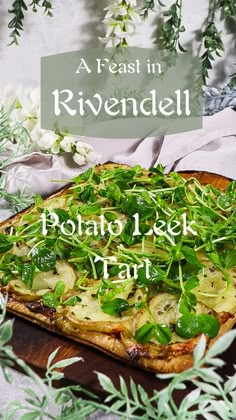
[0,164,236,373]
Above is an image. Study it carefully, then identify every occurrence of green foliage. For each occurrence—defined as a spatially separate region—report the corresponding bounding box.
[8,0,53,45]
[159,0,186,53]
[0,106,35,213]
[141,0,235,85]
[219,0,236,19]
[201,21,224,85]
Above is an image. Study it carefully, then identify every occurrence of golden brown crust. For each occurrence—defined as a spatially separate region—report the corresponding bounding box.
[1,164,235,373]
[5,295,236,373]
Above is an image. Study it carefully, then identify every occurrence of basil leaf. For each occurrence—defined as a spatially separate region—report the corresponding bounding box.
[32,248,56,272]
[54,281,65,298]
[42,292,60,308]
[101,298,129,315]
[0,234,13,253]
[135,323,155,344]
[20,262,35,289]
[181,246,203,268]
[63,296,81,306]
[219,249,236,270]
[198,314,220,338]
[175,314,200,338]
[154,324,172,344]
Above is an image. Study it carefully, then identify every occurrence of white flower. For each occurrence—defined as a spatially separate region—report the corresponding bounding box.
[51,140,61,154]
[9,108,28,126]
[60,136,76,153]
[71,139,102,166]
[75,140,94,155]
[17,87,40,119]
[100,0,140,47]
[31,124,58,150]
[86,150,102,163]
[73,153,86,166]
[0,85,19,111]
[104,5,128,18]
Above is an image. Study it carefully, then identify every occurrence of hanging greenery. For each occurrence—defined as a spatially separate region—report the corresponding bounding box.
[8,0,54,45]
[101,0,236,85]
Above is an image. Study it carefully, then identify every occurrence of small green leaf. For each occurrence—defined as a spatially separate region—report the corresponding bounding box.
[207,252,222,270]
[63,296,81,306]
[198,314,220,338]
[1,273,12,286]
[20,262,35,289]
[42,292,59,308]
[219,249,236,269]
[104,212,117,222]
[134,323,155,344]
[0,234,13,253]
[184,275,200,291]
[136,265,166,287]
[175,314,200,338]
[101,298,129,315]
[54,208,70,223]
[51,357,82,370]
[106,183,121,203]
[32,247,56,272]
[54,280,65,298]
[0,320,13,344]
[154,324,172,344]
[181,246,203,268]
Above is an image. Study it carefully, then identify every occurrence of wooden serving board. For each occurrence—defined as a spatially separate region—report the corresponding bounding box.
[6,171,234,400]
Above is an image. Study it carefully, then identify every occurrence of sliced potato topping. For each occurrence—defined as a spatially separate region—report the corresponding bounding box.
[132,293,210,344]
[32,261,76,292]
[196,263,236,314]
[69,290,120,322]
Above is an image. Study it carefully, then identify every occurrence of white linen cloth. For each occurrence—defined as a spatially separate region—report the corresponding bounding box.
[1,108,236,222]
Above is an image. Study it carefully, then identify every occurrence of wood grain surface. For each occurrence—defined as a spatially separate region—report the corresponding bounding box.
[6,172,234,400]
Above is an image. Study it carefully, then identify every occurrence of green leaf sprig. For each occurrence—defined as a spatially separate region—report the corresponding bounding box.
[201,21,224,85]
[140,0,165,19]
[8,0,53,45]
[159,0,186,53]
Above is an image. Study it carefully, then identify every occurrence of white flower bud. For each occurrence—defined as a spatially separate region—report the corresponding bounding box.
[60,136,76,152]
[73,152,86,166]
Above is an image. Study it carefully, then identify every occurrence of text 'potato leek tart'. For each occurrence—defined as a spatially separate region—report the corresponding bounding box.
[0,164,236,373]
